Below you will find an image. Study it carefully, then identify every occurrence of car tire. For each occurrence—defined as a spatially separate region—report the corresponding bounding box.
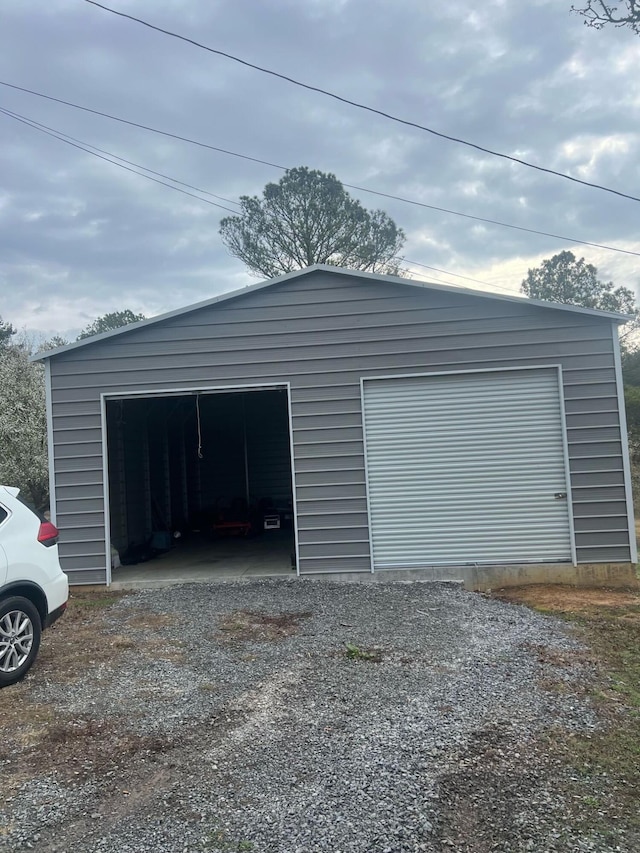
[0,597,42,688]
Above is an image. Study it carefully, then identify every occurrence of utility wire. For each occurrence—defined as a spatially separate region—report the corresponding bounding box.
[338,184,640,258]
[84,0,640,205]
[2,104,520,294]
[404,260,502,288]
[0,81,285,171]
[0,108,238,213]
[0,106,240,207]
[1,80,638,259]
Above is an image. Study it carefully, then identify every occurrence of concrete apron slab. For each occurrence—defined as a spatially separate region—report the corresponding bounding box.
[109,559,639,591]
[316,562,639,590]
[110,534,295,590]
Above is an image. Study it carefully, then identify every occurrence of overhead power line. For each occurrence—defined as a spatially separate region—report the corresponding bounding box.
[0,106,240,208]
[404,260,503,288]
[1,81,638,260]
[0,108,238,213]
[2,105,524,295]
[84,0,640,205]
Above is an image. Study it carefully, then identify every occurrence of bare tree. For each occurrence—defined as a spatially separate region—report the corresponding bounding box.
[572,1,640,33]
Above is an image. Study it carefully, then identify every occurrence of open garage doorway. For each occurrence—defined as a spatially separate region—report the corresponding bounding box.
[104,386,297,585]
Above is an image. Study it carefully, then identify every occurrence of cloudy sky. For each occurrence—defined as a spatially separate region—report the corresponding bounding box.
[1,0,639,340]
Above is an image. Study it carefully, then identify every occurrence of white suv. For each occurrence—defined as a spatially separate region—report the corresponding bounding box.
[0,486,69,687]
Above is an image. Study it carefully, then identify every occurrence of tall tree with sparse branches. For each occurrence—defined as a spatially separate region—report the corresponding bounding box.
[572,1,640,33]
[219,167,406,278]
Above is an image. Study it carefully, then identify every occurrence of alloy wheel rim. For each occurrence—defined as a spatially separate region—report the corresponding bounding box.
[0,610,34,673]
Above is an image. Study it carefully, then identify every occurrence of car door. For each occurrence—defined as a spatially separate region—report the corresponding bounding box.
[0,504,9,586]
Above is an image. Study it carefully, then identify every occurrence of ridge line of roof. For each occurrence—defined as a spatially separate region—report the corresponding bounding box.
[32,264,630,361]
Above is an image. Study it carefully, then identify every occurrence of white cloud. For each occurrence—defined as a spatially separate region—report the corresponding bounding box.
[0,0,638,332]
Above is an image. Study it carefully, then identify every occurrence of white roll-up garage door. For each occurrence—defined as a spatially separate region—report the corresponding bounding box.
[362,368,573,568]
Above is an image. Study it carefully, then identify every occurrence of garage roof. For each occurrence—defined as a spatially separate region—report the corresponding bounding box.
[33,264,631,361]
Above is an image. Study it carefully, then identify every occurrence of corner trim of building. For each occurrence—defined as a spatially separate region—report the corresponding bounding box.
[100,393,113,586]
[612,324,638,564]
[285,382,301,577]
[44,361,56,524]
[556,365,578,566]
[359,377,376,574]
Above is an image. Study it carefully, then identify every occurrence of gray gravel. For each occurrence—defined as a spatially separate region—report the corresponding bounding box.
[0,579,630,852]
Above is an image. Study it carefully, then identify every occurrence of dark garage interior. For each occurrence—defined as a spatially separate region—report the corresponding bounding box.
[105,388,295,582]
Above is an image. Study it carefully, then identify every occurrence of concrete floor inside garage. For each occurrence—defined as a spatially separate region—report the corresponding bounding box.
[110,530,296,589]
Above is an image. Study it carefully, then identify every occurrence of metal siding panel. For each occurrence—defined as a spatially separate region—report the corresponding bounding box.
[298,527,370,544]
[52,414,102,430]
[55,441,103,458]
[67,569,107,584]
[571,470,625,487]
[576,530,632,547]
[574,501,628,517]
[51,351,617,390]
[363,369,573,567]
[293,441,364,457]
[52,326,614,369]
[299,557,372,574]
[577,546,631,562]
[564,383,619,400]
[296,469,367,487]
[297,498,369,515]
[572,486,627,501]
[55,470,104,487]
[297,512,371,529]
[56,484,104,501]
[55,513,104,528]
[574,515,630,533]
[295,456,366,473]
[59,540,105,557]
[570,456,624,473]
[293,412,363,429]
[564,397,619,415]
[297,484,366,500]
[570,442,623,458]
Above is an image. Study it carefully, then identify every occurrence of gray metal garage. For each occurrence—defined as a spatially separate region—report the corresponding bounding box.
[36,265,636,586]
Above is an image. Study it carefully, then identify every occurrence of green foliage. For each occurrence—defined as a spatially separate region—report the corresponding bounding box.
[219,166,405,278]
[77,310,146,340]
[0,315,16,350]
[623,385,640,500]
[343,641,383,662]
[572,1,640,34]
[521,250,637,313]
[0,341,49,509]
[521,250,639,353]
[623,349,640,390]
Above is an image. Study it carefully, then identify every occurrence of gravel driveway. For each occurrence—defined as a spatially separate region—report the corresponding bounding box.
[0,579,622,852]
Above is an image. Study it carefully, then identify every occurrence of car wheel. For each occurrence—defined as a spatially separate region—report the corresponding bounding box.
[0,597,42,687]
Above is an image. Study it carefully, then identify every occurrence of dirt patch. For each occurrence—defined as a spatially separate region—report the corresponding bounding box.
[492,583,640,613]
[217,609,312,642]
[437,724,555,852]
[0,588,185,798]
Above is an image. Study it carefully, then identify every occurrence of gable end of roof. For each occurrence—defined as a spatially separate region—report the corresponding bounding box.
[32,264,630,361]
